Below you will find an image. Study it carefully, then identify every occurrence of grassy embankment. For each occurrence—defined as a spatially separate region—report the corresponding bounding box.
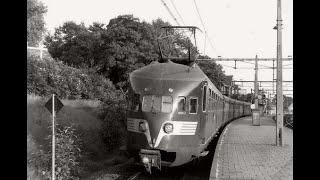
[27,94,128,179]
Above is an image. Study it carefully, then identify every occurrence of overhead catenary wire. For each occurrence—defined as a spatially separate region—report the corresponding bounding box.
[282,63,293,66]
[160,0,181,26]
[240,61,274,68]
[192,0,236,71]
[192,0,218,56]
[169,0,185,26]
[217,63,237,69]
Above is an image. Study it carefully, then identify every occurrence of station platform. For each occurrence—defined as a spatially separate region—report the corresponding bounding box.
[209,116,293,180]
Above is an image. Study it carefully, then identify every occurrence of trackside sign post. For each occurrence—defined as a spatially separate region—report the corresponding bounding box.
[45,94,64,180]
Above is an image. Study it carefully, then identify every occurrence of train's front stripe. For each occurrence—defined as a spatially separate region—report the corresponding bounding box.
[127,118,198,148]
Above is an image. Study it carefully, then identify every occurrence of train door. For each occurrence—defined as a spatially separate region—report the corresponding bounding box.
[221,99,225,125]
[240,104,243,116]
[229,103,233,120]
[218,97,222,128]
[199,83,211,144]
[208,88,216,136]
[224,101,229,123]
[213,93,218,132]
[232,103,235,119]
[237,104,239,117]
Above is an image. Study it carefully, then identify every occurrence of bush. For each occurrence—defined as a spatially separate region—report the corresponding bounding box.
[27,55,116,101]
[27,124,83,180]
[53,125,83,179]
[99,90,127,152]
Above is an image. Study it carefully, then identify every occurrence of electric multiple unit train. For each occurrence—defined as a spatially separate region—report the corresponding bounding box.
[126,26,251,173]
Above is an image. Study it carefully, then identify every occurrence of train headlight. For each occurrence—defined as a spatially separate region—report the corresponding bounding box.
[163,123,173,134]
[142,156,149,164]
[139,121,147,132]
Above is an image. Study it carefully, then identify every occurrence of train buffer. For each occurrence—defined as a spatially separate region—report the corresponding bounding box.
[209,116,293,180]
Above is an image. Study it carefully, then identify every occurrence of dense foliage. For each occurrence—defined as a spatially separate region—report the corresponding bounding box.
[197,55,231,90]
[27,55,117,101]
[27,0,47,46]
[27,125,83,180]
[45,15,159,89]
[45,15,231,91]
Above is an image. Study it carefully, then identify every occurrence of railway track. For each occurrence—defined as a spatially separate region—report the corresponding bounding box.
[127,172,141,180]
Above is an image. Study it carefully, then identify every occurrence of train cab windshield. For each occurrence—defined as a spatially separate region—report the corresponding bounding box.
[142,95,173,113]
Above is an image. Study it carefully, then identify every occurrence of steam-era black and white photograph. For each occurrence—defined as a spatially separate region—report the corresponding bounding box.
[27,0,293,179]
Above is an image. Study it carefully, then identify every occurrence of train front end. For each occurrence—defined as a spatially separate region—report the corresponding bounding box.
[126,61,206,173]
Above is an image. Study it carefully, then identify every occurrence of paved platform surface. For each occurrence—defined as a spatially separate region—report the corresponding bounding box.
[209,116,293,180]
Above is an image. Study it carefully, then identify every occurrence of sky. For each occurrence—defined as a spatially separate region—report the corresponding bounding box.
[40,0,293,97]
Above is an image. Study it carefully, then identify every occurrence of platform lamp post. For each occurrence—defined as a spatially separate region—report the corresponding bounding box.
[274,0,284,146]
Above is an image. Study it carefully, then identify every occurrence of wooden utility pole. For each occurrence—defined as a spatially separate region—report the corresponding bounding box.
[254,55,259,109]
[52,94,56,180]
[276,0,284,146]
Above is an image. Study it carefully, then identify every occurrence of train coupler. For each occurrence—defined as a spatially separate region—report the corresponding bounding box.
[139,149,161,174]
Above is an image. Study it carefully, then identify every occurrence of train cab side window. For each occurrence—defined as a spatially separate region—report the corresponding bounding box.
[162,96,173,113]
[189,97,198,114]
[202,85,207,112]
[178,96,186,114]
[132,93,140,112]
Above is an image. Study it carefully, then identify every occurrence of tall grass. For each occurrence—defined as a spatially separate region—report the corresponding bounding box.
[27,94,109,178]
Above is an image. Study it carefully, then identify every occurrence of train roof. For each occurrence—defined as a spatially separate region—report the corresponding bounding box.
[223,95,250,105]
[130,61,207,82]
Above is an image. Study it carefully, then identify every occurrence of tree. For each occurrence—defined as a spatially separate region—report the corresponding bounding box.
[102,15,159,88]
[45,15,233,93]
[45,15,160,90]
[197,55,229,90]
[27,0,47,46]
[45,21,97,68]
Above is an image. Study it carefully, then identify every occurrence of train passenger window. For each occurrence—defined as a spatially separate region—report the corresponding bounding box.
[162,96,173,113]
[178,96,186,114]
[202,85,207,112]
[189,97,198,114]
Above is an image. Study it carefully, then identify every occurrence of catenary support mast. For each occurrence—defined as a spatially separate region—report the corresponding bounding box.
[276,0,284,146]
